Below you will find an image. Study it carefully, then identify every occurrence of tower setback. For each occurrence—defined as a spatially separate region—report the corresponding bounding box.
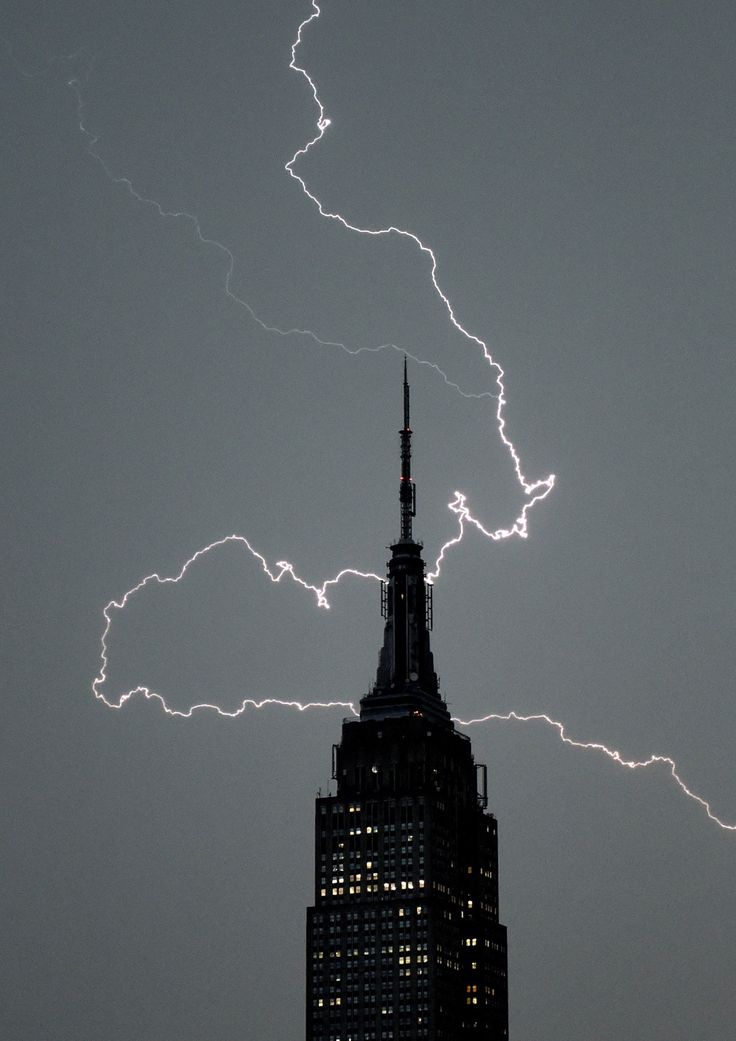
[306,362,509,1040]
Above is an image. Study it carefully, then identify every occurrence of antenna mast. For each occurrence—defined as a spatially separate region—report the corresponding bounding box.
[399,356,416,541]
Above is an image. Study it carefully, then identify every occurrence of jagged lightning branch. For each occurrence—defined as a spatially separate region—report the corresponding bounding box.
[454,710,736,833]
[287,2,555,570]
[92,533,382,712]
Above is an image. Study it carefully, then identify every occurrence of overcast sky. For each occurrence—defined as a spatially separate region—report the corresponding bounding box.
[3,2,735,1039]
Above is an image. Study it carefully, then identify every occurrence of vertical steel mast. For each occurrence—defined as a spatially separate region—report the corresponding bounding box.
[399,356,416,542]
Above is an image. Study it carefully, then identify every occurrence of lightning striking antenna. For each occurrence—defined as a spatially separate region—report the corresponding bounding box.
[399,356,416,542]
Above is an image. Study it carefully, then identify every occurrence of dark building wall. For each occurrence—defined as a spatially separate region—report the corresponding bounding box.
[306,715,508,1040]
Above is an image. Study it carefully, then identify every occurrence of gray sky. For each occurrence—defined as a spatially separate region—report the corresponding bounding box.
[2,2,735,1039]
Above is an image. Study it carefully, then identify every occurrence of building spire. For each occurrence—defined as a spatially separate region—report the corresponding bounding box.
[399,356,416,542]
[359,358,451,727]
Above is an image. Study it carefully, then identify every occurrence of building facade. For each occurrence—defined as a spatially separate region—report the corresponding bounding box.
[306,364,509,1041]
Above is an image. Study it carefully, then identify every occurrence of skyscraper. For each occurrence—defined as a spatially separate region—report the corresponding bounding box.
[306,362,509,1041]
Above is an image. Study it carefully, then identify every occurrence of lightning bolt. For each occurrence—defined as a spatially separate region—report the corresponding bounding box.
[92,533,381,711]
[454,710,736,833]
[286,2,555,566]
[90,533,734,834]
[95,554,736,836]
[11,9,729,839]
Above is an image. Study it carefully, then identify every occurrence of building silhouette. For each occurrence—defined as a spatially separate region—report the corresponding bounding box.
[306,362,509,1040]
